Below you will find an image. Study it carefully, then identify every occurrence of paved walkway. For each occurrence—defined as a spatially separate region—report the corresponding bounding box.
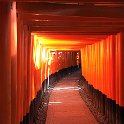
[46,71,98,124]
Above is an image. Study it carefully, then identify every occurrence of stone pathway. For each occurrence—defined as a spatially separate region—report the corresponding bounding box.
[46,71,98,124]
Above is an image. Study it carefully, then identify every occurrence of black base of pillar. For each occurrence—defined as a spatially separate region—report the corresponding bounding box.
[78,76,124,124]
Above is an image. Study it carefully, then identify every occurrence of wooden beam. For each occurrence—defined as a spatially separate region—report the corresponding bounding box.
[30,26,123,33]
[32,31,117,35]
[20,13,124,22]
[14,0,124,4]
[17,2,124,18]
[24,20,124,28]
[34,34,107,41]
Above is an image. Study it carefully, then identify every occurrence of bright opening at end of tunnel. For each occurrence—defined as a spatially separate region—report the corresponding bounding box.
[32,34,81,70]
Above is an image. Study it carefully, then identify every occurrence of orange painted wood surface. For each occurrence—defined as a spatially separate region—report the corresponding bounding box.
[81,33,124,106]
[0,2,11,124]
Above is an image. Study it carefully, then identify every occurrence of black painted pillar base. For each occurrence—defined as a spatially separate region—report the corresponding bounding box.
[78,76,124,124]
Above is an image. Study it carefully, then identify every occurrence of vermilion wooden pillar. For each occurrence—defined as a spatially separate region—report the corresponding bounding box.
[17,13,23,123]
[115,33,121,106]
[11,2,17,124]
[23,25,28,117]
[31,35,35,100]
[0,2,11,124]
[27,31,31,114]
[120,32,124,106]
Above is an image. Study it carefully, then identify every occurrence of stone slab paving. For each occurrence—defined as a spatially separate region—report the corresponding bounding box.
[46,71,98,124]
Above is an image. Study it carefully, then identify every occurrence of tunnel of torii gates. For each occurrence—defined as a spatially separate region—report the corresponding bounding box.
[0,1,124,124]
